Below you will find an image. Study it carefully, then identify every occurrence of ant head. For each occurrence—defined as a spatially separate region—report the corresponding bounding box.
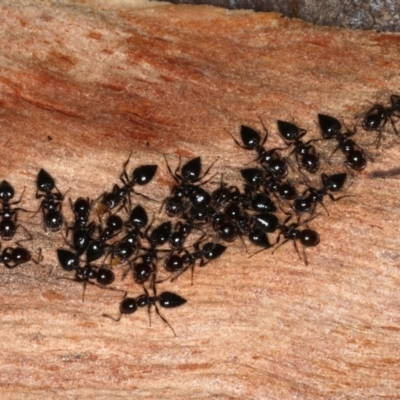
[266,159,288,180]
[362,110,382,131]
[134,262,153,284]
[347,151,366,171]
[318,114,341,138]
[106,215,123,231]
[120,297,138,315]
[240,125,261,148]
[277,120,302,141]
[73,197,91,215]
[37,169,55,193]
[96,268,115,286]
[45,210,63,232]
[300,229,320,247]
[188,186,211,210]
[181,157,202,182]
[279,183,297,200]
[132,165,158,186]
[164,254,184,272]
[0,180,14,201]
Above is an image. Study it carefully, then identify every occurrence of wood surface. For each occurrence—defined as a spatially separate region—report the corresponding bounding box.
[0,1,400,399]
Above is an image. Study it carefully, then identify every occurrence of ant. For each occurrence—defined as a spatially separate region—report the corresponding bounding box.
[227,123,287,179]
[161,155,217,217]
[35,169,66,232]
[57,248,115,301]
[103,285,187,336]
[97,153,157,215]
[110,204,148,266]
[362,94,400,147]
[169,220,202,250]
[164,241,227,283]
[1,245,33,269]
[252,213,319,264]
[0,180,31,244]
[277,120,320,174]
[86,214,123,263]
[66,197,95,256]
[292,173,348,216]
[318,114,366,171]
[123,220,172,286]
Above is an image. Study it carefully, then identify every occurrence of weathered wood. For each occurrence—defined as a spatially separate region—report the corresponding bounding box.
[0,1,399,399]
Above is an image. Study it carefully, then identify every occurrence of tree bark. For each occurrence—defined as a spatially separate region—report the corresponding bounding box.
[0,1,399,399]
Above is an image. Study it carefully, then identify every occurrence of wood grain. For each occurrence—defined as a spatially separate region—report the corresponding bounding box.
[0,1,400,399]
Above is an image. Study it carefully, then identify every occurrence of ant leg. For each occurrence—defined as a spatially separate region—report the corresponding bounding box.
[258,116,269,146]
[302,245,309,266]
[119,151,133,186]
[81,281,88,302]
[389,116,399,136]
[224,128,248,150]
[292,239,302,261]
[164,154,181,184]
[271,237,289,256]
[198,157,219,183]
[55,185,70,201]
[154,304,177,337]
[131,189,159,203]
[102,290,129,321]
[328,145,341,160]
[14,225,33,247]
[32,248,44,265]
[169,264,190,283]
[317,200,329,216]
[31,200,44,219]
[328,193,354,202]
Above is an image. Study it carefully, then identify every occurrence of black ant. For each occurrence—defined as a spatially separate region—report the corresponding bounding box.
[362,94,400,147]
[0,180,31,244]
[169,220,201,250]
[277,120,320,174]
[292,173,348,216]
[86,214,123,263]
[66,197,95,256]
[110,204,148,267]
[252,213,319,264]
[123,220,172,286]
[227,123,287,179]
[103,286,187,336]
[57,248,115,301]
[97,154,157,215]
[161,155,217,217]
[1,245,33,269]
[35,169,66,232]
[318,114,366,171]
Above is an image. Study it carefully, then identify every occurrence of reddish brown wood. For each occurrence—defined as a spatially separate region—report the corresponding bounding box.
[0,2,399,399]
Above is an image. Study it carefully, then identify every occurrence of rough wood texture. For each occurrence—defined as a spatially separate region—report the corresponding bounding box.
[1,1,400,399]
